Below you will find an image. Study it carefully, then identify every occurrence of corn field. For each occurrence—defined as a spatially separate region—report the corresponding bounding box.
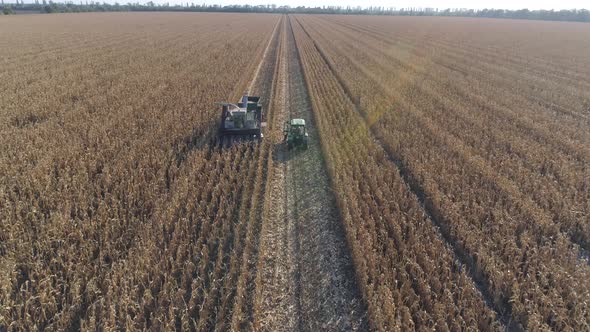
[1,12,589,331]
[292,14,590,331]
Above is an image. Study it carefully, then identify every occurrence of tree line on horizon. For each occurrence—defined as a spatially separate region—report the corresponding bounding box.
[1,1,589,22]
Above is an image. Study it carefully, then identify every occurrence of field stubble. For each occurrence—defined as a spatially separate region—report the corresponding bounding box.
[253,16,368,332]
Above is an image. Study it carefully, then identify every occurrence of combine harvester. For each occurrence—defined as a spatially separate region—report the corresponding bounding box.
[219,94,265,146]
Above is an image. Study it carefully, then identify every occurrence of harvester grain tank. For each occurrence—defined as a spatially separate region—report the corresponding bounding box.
[219,94,265,144]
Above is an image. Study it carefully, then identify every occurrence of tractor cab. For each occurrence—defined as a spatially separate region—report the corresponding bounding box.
[283,118,308,150]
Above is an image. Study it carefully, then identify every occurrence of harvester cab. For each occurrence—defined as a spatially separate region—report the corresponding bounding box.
[219,94,265,145]
[283,118,308,150]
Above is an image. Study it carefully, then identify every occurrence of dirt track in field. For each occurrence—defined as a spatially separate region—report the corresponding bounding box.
[253,16,369,332]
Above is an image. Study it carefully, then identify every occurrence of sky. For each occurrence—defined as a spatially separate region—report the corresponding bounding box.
[195,0,588,10]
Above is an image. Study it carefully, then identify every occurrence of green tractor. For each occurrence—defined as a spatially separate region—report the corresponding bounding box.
[283,118,308,150]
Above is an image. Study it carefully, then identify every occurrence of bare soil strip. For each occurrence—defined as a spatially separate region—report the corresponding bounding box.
[254,16,369,332]
[248,18,282,94]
